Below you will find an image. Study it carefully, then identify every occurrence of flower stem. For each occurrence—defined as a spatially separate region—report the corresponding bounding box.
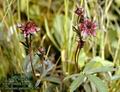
[29,34,36,79]
[75,40,82,72]
[75,44,79,72]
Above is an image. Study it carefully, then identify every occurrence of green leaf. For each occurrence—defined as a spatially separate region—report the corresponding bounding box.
[83,57,114,74]
[111,75,120,80]
[63,73,80,81]
[23,54,39,72]
[83,61,102,73]
[70,73,85,92]
[85,66,117,74]
[45,19,60,50]
[91,57,114,66]
[88,75,108,92]
[52,15,64,47]
[78,49,88,67]
[84,83,92,92]
[43,76,61,84]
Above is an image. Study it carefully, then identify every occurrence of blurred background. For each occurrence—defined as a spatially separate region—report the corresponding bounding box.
[0,0,120,92]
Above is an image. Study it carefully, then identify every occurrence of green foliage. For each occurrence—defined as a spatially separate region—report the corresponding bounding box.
[88,75,108,92]
[0,0,120,92]
[64,60,118,92]
[70,73,86,92]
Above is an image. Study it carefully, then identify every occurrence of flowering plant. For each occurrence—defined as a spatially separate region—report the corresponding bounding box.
[17,21,40,79]
[73,6,97,71]
[18,21,40,37]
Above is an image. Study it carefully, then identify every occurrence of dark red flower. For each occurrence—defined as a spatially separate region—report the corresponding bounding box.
[18,21,40,37]
[75,7,84,16]
[79,19,96,37]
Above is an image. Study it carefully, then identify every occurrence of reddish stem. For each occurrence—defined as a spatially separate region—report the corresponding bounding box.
[75,44,79,72]
[29,34,36,79]
[75,40,82,72]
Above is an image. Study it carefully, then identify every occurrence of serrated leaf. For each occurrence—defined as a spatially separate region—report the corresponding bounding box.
[91,57,114,66]
[70,73,85,92]
[83,57,114,73]
[88,75,108,92]
[85,66,117,74]
[83,61,102,73]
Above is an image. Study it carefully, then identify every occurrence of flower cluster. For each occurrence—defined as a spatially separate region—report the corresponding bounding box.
[74,6,97,71]
[18,21,40,37]
[80,19,96,37]
[75,7,84,17]
[74,7,96,38]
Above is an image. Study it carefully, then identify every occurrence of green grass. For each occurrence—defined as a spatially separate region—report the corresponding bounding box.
[0,0,120,92]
